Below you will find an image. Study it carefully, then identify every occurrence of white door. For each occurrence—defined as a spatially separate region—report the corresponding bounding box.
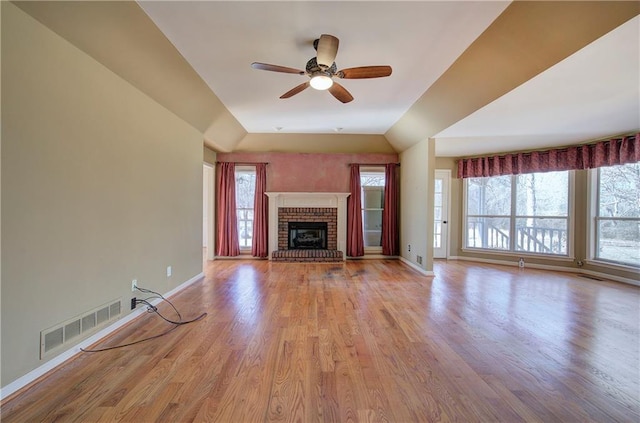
[433,169,450,259]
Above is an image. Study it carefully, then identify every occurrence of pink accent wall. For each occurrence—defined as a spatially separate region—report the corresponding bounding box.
[216,152,398,192]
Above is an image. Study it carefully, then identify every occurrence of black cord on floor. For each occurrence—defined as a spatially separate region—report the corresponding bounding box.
[136,286,183,321]
[80,325,181,352]
[134,298,206,325]
[81,286,206,353]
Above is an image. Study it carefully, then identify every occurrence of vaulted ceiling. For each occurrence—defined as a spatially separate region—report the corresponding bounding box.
[14,1,639,157]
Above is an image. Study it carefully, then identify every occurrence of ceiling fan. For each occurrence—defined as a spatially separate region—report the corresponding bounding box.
[251,34,392,104]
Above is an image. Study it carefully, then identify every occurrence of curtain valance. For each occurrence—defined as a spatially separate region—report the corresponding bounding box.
[457,133,639,178]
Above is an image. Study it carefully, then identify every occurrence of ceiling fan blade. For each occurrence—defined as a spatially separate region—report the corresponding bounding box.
[328,82,354,103]
[280,82,310,99]
[316,34,339,67]
[338,66,392,79]
[251,62,305,75]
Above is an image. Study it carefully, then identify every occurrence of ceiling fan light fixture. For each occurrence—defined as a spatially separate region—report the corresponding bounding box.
[252,33,391,102]
[309,74,333,90]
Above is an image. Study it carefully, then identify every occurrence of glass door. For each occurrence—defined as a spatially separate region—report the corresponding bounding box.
[434,170,450,259]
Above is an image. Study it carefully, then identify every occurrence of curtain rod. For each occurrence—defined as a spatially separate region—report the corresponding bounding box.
[216,161,269,165]
[348,162,400,166]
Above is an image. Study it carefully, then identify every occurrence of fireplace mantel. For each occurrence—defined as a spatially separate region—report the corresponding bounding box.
[265,192,350,260]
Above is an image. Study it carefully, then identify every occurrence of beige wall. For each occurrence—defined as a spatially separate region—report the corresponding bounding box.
[400,139,434,272]
[203,146,217,166]
[1,3,205,387]
[439,157,639,283]
[12,0,247,153]
[235,133,395,154]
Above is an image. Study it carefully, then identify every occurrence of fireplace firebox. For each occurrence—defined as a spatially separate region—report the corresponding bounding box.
[288,222,327,250]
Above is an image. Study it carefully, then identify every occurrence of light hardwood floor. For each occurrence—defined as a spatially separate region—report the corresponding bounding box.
[2,260,639,422]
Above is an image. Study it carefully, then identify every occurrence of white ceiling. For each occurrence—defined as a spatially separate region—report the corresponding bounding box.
[139,1,639,156]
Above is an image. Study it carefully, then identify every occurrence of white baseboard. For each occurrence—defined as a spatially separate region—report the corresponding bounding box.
[447,256,639,286]
[163,272,205,297]
[215,255,266,260]
[399,257,435,276]
[347,255,399,260]
[0,272,204,401]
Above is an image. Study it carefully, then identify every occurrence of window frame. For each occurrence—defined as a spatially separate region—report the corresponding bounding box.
[235,166,256,251]
[360,167,385,253]
[462,170,575,259]
[464,175,513,251]
[587,165,640,269]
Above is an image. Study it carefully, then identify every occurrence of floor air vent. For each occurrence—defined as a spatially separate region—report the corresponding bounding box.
[578,274,604,281]
[40,299,122,359]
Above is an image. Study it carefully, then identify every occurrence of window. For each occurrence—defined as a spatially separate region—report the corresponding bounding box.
[235,167,256,249]
[593,162,640,267]
[361,170,385,248]
[465,171,570,256]
[434,178,443,249]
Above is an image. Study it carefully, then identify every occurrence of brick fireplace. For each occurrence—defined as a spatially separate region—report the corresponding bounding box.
[265,192,349,261]
[278,208,336,250]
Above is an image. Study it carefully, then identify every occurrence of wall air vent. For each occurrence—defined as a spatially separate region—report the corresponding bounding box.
[40,298,122,359]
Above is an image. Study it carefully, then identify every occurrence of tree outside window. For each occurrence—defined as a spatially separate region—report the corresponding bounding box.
[595,162,640,267]
[465,171,569,255]
[466,175,511,250]
[515,171,568,255]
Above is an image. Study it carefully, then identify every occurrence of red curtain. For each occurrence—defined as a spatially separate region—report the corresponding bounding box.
[216,162,240,256]
[251,163,268,258]
[382,164,399,256]
[457,133,639,178]
[347,164,364,257]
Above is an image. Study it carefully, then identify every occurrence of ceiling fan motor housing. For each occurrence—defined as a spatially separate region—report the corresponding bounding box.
[306,57,337,75]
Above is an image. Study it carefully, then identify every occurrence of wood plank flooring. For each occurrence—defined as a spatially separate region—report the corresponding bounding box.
[2,260,639,422]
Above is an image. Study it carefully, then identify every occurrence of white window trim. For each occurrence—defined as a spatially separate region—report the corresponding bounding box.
[587,167,640,270]
[585,257,640,272]
[459,247,576,262]
[360,166,385,173]
[235,166,256,251]
[462,171,574,258]
[586,169,598,264]
[360,166,385,253]
[568,170,576,258]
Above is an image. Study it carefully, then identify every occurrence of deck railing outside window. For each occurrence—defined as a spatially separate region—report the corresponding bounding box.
[465,171,570,256]
[467,219,567,255]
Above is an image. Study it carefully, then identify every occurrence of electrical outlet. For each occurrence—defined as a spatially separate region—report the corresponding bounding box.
[417,255,423,265]
[130,297,137,310]
[166,266,172,277]
[131,279,137,292]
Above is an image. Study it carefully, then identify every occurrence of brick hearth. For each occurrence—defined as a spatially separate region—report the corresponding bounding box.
[272,249,343,262]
